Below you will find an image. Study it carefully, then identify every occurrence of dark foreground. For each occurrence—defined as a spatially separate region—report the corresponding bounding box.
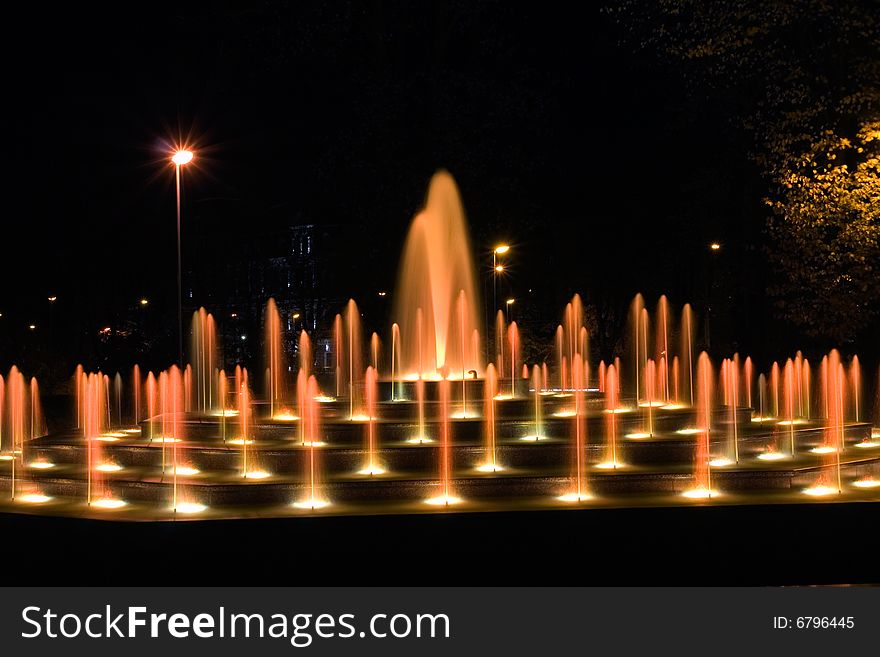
[2,502,877,586]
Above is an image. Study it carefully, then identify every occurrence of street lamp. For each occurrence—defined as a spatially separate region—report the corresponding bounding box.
[172,148,194,366]
[506,298,515,323]
[710,242,721,251]
[492,245,510,314]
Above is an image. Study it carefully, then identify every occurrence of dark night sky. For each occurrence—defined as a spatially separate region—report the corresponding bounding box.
[3,1,766,371]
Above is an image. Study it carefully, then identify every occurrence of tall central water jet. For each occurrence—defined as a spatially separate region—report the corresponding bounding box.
[393,171,482,378]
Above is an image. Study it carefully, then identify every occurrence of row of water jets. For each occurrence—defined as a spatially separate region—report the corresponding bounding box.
[2,291,877,511]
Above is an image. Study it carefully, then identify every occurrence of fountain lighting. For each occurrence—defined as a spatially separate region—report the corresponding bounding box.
[708,458,734,467]
[751,416,775,422]
[123,428,141,434]
[475,463,504,473]
[553,410,576,418]
[301,440,327,447]
[625,432,652,439]
[96,435,121,442]
[273,413,299,421]
[19,493,52,504]
[557,492,592,503]
[424,494,463,506]
[0,455,13,461]
[855,439,880,449]
[292,498,331,510]
[349,414,371,422]
[450,411,480,419]
[28,461,55,469]
[757,451,787,461]
[243,470,271,480]
[173,465,200,476]
[95,463,123,472]
[595,461,624,470]
[314,395,336,403]
[210,409,239,416]
[676,428,701,435]
[101,432,127,438]
[638,401,665,408]
[603,407,634,414]
[681,488,718,499]
[405,436,433,444]
[660,403,687,410]
[776,419,808,426]
[149,436,181,444]
[873,429,880,439]
[227,437,254,445]
[810,446,836,455]
[357,465,386,476]
[175,501,208,514]
[91,498,127,509]
[852,478,880,489]
[493,394,513,401]
[803,485,839,497]
[519,434,547,442]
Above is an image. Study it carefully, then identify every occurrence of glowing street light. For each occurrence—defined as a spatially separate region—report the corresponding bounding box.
[171,149,194,166]
[494,244,510,255]
[171,147,194,366]
[140,298,149,306]
[710,242,721,251]
[47,296,57,303]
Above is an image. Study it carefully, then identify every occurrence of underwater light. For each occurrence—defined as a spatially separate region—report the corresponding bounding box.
[357,465,386,476]
[682,488,718,499]
[292,498,331,510]
[557,492,592,503]
[29,461,55,470]
[91,498,127,509]
[425,495,463,506]
[803,485,838,497]
[174,502,207,514]
[243,470,271,480]
[19,493,52,504]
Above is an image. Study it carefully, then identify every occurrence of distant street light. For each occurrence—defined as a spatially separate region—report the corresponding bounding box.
[710,242,721,251]
[28,324,36,330]
[172,148,194,366]
[506,298,515,322]
[47,296,57,303]
[140,298,149,306]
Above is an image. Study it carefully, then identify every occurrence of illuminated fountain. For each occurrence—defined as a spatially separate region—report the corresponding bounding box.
[392,170,482,379]
[3,173,879,522]
[357,366,384,476]
[684,353,717,499]
[478,364,501,472]
[425,379,460,505]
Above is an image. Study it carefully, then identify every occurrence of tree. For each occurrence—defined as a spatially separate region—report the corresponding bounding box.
[766,121,880,341]
[605,0,880,342]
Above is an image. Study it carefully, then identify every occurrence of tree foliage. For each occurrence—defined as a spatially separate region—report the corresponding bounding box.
[605,0,880,342]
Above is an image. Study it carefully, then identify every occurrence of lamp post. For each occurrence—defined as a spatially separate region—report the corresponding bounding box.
[706,242,721,349]
[492,245,510,315]
[171,149,194,366]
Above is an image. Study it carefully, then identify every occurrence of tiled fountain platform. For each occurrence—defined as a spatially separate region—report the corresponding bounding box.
[1,398,878,517]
